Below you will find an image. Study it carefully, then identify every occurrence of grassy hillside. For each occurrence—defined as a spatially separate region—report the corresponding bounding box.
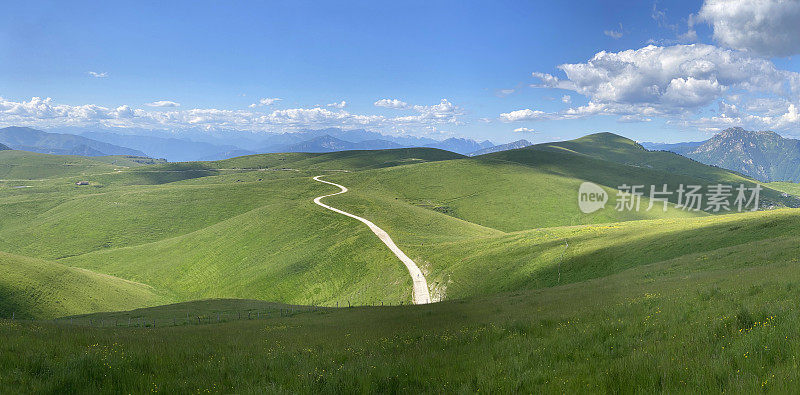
[4,133,800,391]
[130,147,463,172]
[766,181,800,197]
[526,132,757,183]
[91,155,168,167]
[3,134,796,316]
[4,227,800,391]
[0,150,117,179]
[323,176,800,300]
[486,132,797,208]
[0,251,164,319]
[327,156,705,232]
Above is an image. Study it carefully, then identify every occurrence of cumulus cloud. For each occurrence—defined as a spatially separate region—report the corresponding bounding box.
[527,44,800,123]
[146,100,181,108]
[249,97,281,108]
[500,109,547,122]
[561,95,572,104]
[326,100,346,109]
[374,98,409,109]
[510,43,800,131]
[513,127,536,133]
[373,98,461,125]
[87,71,108,78]
[699,0,800,57]
[410,99,460,121]
[0,96,463,135]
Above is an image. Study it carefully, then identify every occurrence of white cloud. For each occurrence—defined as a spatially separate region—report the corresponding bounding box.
[604,23,624,39]
[0,96,464,135]
[513,127,536,133]
[561,95,572,104]
[249,97,282,108]
[146,100,181,108]
[618,114,653,123]
[699,0,800,57]
[411,99,459,121]
[326,100,346,109]
[499,109,547,122]
[531,44,800,120]
[374,98,409,109]
[87,71,108,78]
[513,43,800,130]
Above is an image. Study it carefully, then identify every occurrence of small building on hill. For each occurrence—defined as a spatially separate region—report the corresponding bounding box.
[75,181,89,186]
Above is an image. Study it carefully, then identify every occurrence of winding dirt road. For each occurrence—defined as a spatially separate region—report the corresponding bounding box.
[312,175,431,305]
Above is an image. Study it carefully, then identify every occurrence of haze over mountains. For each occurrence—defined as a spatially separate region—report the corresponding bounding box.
[642,127,800,183]
[468,139,532,156]
[0,127,146,157]
[0,126,497,161]
[8,124,800,185]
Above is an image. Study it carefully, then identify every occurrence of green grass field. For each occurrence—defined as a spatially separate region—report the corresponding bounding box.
[2,134,800,391]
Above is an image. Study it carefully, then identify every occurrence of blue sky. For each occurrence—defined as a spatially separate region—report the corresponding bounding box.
[2,0,800,144]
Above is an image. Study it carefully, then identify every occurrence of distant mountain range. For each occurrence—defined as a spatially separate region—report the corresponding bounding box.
[281,135,405,153]
[0,127,146,157]
[2,125,503,160]
[258,128,493,155]
[468,139,532,156]
[19,126,497,159]
[642,127,800,182]
[79,131,257,162]
[640,140,705,153]
[0,142,10,150]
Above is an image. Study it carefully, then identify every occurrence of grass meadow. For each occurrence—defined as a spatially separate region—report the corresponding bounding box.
[3,135,800,392]
[4,247,800,392]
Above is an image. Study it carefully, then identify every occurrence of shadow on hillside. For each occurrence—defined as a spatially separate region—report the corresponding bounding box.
[521,209,800,291]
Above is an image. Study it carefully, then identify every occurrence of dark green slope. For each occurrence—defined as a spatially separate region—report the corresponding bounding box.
[479,132,798,209]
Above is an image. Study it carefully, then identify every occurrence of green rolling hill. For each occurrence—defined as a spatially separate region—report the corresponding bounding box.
[0,251,164,319]
[0,133,795,313]
[3,133,800,391]
[0,150,118,179]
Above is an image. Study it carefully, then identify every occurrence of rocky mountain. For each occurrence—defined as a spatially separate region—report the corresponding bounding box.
[0,127,146,157]
[674,127,800,182]
[468,139,532,156]
[0,143,10,150]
